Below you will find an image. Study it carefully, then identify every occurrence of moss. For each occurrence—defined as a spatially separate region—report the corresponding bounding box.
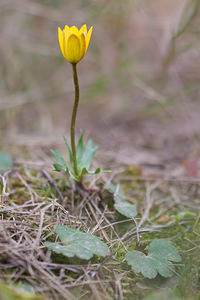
[107,174,200,299]
[2,165,200,299]
[115,246,127,260]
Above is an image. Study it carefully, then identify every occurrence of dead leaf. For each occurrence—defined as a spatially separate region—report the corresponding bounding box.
[157,215,170,224]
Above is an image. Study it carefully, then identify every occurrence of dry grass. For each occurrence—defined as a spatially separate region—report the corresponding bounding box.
[0,162,200,299]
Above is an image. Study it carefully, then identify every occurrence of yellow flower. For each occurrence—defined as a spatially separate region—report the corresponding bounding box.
[58,24,93,64]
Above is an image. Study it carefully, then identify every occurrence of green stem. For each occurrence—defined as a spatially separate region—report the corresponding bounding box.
[71,63,79,176]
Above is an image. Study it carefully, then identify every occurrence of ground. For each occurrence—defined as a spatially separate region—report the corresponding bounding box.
[1,108,200,299]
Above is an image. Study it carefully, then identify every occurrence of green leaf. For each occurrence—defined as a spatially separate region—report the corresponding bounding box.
[44,225,109,260]
[76,130,84,165]
[106,183,137,218]
[114,201,137,218]
[126,250,158,279]
[126,239,181,279]
[63,136,73,165]
[53,162,63,172]
[79,167,89,179]
[81,139,98,169]
[171,211,196,221]
[79,167,101,178]
[16,284,35,294]
[105,183,125,201]
[101,169,112,173]
[0,283,45,300]
[51,136,110,182]
[50,149,67,168]
[66,168,78,181]
[72,167,102,182]
[0,152,13,172]
[88,167,101,175]
[149,239,181,262]
[142,290,181,300]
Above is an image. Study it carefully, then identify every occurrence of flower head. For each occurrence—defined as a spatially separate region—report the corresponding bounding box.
[58,25,93,64]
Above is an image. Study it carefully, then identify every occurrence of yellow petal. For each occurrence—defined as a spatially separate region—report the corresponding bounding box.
[64,26,70,57]
[85,26,93,53]
[64,25,70,32]
[70,26,79,35]
[79,33,86,60]
[58,27,65,58]
[66,33,81,63]
[80,24,87,34]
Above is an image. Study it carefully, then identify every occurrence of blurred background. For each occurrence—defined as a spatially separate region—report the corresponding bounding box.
[1,0,200,171]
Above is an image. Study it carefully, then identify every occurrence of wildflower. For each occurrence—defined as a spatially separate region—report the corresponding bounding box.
[58,24,93,64]
[52,23,109,185]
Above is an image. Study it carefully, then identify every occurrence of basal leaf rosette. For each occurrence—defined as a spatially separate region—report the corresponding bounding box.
[51,132,110,182]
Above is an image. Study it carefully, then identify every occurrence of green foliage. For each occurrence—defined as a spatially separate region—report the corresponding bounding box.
[171,211,196,221]
[80,139,98,170]
[51,131,111,182]
[76,129,84,165]
[0,284,45,300]
[0,152,13,173]
[114,201,137,218]
[142,290,181,300]
[44,225,109,260]
[126,239,181,279]
[63,135,73,165]
[106,183,137,218]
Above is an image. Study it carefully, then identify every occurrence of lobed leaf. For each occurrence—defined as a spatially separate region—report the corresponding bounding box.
[45,225,109,260]
[126,239,181,279]
[126,250,158,279]
[149,239,181,262]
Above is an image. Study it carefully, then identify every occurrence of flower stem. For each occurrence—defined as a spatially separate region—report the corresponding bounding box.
[71,63,79,176]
